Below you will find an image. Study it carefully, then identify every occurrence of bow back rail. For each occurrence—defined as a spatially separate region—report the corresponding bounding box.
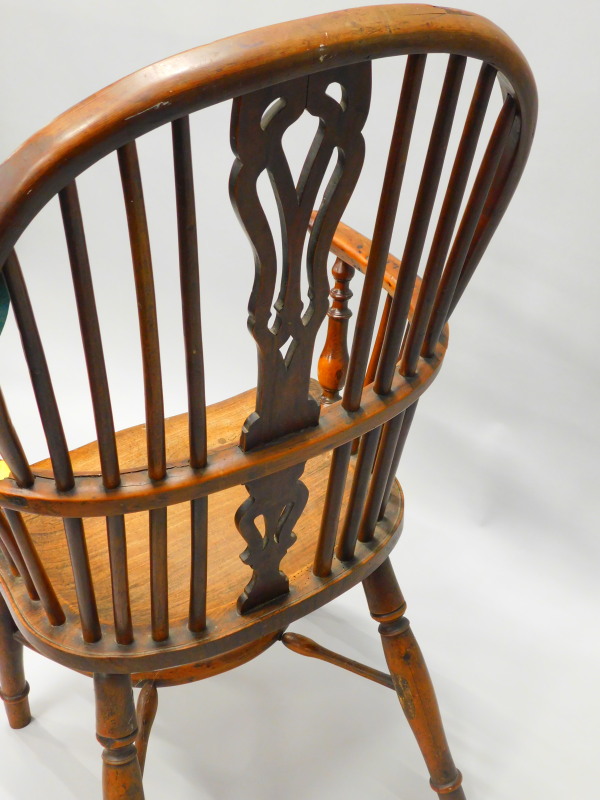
[0,5,536,518]
[0,5,535,269]
[0,5,536,663]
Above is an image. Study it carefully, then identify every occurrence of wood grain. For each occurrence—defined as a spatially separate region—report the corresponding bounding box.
[0,382,404,673]
[0,6,537,797]
[374,54,465,394]
[343,54,425,411]
[364,559,466,799]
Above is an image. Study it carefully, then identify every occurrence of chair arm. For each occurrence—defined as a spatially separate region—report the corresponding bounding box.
[309,215,421,313]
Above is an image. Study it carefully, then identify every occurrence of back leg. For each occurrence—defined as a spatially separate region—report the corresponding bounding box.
[0,592,31,729]
[363,558,466,799]
[135,681,158,775]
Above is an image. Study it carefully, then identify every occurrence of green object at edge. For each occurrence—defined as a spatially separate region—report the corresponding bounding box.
[0,272,10,335]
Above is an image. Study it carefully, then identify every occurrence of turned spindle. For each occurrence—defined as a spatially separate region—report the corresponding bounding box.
[318,258,355,404]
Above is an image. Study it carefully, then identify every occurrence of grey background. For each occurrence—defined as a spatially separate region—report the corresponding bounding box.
[0,1,597,798]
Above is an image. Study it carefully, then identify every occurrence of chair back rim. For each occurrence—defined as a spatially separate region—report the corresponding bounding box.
[0,4,537,269]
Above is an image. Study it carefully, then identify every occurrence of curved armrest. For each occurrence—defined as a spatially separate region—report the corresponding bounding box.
[310,215,421,312]
[312,215,426,405]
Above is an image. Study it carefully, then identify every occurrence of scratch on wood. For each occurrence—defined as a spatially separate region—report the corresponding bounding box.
[125,101,171,121]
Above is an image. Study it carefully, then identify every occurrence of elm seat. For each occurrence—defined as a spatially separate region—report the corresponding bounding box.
[6,381,403,672]
[0,5,536,799]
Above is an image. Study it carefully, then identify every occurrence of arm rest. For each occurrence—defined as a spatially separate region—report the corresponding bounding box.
[310,216,421,312]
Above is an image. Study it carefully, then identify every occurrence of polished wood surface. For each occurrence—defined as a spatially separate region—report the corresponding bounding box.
[374,54,465,394]
[135,681,158,776]
[318,258,356,404]
[0,5,536,798]
[282,631,395,690]
[0,592,30,729]
[2,381,404,673]
[364,559,466,799]
[345,52,426,411]
[94,674,145,799]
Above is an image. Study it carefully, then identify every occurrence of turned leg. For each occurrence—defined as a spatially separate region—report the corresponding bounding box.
[94,674,145,800]
[135,681,158,775]
[363,559,466,799]
[0,592,31,729]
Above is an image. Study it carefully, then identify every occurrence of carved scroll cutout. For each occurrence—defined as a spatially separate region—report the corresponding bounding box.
[230,62,371,450]
[230,63,371,612]
[235,464,308,613]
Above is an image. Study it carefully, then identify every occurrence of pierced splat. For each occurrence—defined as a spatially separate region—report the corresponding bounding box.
[229,63,371,612]
[235,464,308,613]
[230,62,371,450]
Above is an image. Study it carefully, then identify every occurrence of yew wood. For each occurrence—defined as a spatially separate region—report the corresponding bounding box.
[0,332,444,518]
[172,116,209,632]
[281,631,394,690]
[118,142,166,483]
[374,54,465,395]
[359,411,406,541]
[337,427,381,561]
[2,508,64,626]
[424,96,518,355]
[378,400,418,521]
[3,251,74,492]
[106,515,133,646]
[313,441,352,577]
[364,559,466,799]
[59,181,121,489]
[0,5,536,800]
[0,388,33,489]
[94,673,145,800]
[0,510,37,600]
[135,681,158,776]
[343,53,425,412]
[188,496,208,633]
[318,258,356,404]
[0,592,30,729]
[63,516,101,643]
[0,221,437,519]
[401,62,497,376]
[172,115,207,472]
[0,390,405,673]
[0,532,17,578]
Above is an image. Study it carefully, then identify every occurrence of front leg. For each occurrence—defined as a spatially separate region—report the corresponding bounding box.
[363,559,466,799]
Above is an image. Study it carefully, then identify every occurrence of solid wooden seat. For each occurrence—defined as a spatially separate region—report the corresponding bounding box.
[6,381,402,673]
[0,5,536,799]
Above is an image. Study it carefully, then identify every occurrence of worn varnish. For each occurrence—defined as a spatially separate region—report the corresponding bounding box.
[0,5,536,800]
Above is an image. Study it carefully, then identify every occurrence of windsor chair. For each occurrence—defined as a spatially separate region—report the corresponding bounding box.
[0,5,536,799]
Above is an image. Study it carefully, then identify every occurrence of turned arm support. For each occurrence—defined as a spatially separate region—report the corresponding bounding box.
[313,216,422,404]
[318,258,355,404]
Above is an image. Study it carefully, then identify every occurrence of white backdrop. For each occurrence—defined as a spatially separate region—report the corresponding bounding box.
[0,2,598,799]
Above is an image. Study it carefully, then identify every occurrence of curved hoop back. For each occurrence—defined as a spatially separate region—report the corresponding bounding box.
[0,4,537,512]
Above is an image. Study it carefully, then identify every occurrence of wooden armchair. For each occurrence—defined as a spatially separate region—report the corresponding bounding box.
[0,5,536,799]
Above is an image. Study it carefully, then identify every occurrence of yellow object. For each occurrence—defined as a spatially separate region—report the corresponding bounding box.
[0,460,11,479]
